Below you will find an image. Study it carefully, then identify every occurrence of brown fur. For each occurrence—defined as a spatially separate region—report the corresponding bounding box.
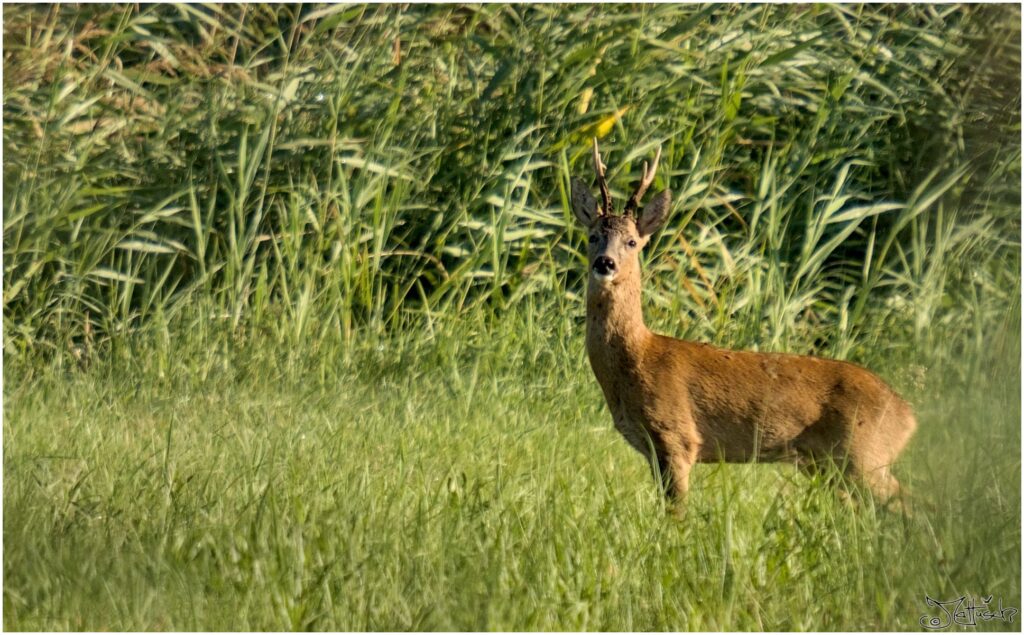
[571,176,917,507]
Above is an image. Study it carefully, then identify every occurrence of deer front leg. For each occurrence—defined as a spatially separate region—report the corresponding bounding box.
[648,450,693,519]
[647,451,674,496]
[664,451,693,500]
[654,432,698,516]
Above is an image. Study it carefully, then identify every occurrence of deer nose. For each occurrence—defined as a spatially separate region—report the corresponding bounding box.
[593,256,617,275]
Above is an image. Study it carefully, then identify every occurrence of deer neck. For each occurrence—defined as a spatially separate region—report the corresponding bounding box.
[585,271,651,375]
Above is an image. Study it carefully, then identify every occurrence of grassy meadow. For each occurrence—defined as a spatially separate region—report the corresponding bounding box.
[3,3,1021,631]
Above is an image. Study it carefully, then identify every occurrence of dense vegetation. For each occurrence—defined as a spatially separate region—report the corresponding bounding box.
[4,4,1020,630]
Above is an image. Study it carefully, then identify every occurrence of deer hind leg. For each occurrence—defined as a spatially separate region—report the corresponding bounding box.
[795,453,844,487]
[843,460,915,516]
[848,450,913,514]
[850,407,916,510]
[792,419,852,490]
[792,450,858,508]
[859,465,901,501]
[795,449,907,513]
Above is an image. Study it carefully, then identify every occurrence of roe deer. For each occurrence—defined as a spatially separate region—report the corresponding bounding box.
[570,139,916,509]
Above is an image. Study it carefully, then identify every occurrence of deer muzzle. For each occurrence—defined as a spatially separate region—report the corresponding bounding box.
[593,256,617,280]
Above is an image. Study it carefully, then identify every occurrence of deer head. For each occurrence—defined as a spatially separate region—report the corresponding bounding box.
[570,139,671,288]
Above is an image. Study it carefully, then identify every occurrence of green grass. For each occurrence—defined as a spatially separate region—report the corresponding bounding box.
[3,308,1020,630]
[3,3,1021,631]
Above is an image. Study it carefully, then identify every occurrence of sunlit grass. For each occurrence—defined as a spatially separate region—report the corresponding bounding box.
[3,308,1019,630]
[3,3,1020,631]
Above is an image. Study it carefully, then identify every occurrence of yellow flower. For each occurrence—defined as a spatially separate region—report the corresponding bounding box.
[592,106,629,139]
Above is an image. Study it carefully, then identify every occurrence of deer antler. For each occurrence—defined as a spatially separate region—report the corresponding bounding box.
[623,145,662,217]
[592,137,612,216]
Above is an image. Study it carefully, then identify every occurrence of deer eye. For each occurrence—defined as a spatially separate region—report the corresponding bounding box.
[588,234,598,243]
[627,239,638,248]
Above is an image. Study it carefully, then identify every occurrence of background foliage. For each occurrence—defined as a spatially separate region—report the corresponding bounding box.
[4,3,1019,361]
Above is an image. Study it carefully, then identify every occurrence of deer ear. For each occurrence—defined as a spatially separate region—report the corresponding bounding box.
[571,177,600,228]
[637,190,671,237]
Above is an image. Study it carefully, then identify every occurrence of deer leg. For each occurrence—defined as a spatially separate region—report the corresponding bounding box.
[666,453,693,501]
[659,451,694,519]
[640,432,695,500]
[853,464,911,514]
[795,452,843,487]
[647,451,674,497]
[643,446,692,517]
[657,432,698,519]
[795,451,861,507]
